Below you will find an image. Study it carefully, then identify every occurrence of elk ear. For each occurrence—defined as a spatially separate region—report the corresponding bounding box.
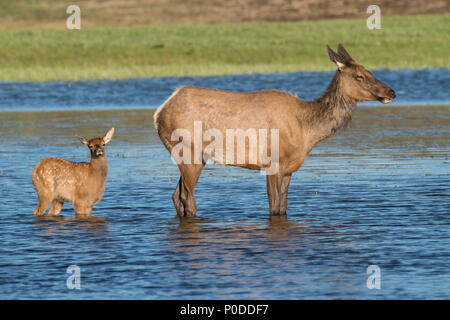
[326,45,345,71]
[76,135,89,146]
[103,127,115,144]
[337,43,353,61]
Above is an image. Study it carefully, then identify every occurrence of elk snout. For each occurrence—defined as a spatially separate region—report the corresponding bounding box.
[378,87,396,104]
[94,146,103,156]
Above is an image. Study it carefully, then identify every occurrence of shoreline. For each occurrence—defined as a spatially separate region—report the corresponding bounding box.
[0,67,448,85]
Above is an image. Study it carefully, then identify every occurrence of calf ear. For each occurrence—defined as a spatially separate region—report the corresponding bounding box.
[326,45,345,71]
[103,127,115,144]
[76,135,89,145]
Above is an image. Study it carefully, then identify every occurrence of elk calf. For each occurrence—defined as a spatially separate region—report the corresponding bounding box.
[32,128,115,216]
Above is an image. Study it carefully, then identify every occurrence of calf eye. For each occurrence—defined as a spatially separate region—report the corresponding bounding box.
[356,75,364,81]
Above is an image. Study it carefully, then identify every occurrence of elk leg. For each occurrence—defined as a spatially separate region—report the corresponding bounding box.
[48,200,64,216]
[172,177,185,217]
[173,164,203,217]
[280,174,292,215]
[266,173,283,215]
[33,195,51,216]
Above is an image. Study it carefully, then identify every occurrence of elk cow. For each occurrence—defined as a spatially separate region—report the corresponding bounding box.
[154,44,395,217]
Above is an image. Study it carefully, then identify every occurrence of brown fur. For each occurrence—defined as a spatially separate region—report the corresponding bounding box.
[154,44,395,217]
[32,128,114,216]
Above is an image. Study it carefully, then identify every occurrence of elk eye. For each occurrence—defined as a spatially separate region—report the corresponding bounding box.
[356,75,364,81]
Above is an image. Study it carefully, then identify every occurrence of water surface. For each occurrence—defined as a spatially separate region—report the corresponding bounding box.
[0,105,448,299]
[0,68,449,110]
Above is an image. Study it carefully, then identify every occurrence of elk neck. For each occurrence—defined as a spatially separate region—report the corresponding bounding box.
[305,71,358,147]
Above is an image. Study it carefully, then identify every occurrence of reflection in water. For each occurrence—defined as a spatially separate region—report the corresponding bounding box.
[169,215,344,260]
[267,215,299,238]
[164,215,367,299]
[173,215,306,245]
[33,215,108,236]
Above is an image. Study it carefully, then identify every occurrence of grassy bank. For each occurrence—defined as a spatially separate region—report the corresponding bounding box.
[0,13,448,81]
[1,0,447,30]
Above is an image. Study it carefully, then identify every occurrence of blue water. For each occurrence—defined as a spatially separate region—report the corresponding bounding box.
[0,68,449,111]
[0,70,449,299]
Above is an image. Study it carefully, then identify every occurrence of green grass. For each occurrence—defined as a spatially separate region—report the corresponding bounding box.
[0,13,448,81]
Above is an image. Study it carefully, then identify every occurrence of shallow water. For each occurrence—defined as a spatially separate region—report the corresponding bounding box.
[0,68,449,110]
[0,104,449,299]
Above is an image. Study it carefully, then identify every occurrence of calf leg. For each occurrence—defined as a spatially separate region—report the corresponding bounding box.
[48,200,64,216]
[73,202,92,216]
[33,195,51,216]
